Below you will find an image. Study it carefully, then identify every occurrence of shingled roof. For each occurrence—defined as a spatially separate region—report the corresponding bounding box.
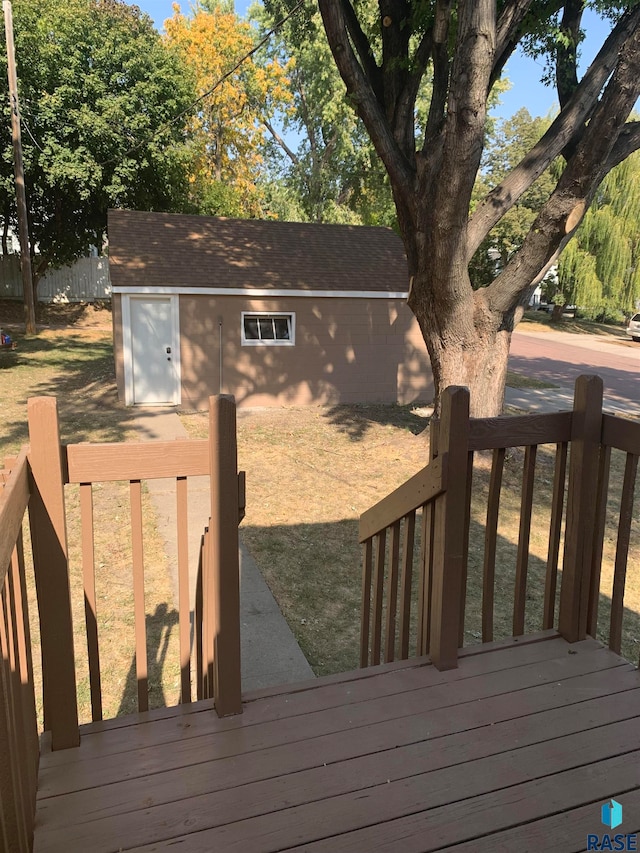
[108,210,409,293]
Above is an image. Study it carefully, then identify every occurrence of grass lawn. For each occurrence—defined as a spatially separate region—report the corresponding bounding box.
[1,305,181,723]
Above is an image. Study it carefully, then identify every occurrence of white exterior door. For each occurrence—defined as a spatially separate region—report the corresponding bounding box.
[127,296,180,405]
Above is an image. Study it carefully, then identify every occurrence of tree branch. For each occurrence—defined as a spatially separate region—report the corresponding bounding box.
[468,3,640,257]
[318,0,416,200]
[491,0,564,88]
[486,21,640,315]
[262,118,299,164]
[341,0,382,100]
[433,0,495,230]
[606,121,640,171]
[422,0,452,154]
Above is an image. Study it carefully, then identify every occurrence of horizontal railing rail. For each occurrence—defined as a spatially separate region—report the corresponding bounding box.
[0,448,40,853]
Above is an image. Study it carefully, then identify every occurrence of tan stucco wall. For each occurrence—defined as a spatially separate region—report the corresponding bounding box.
[177,295,433,410]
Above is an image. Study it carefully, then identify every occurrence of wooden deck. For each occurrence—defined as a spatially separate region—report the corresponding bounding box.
[33,632,640,852]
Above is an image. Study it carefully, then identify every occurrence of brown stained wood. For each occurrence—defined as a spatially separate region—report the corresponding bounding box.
[237,471,246,524]
[482,447,505,642]
[398,511,416,659]
[430,387,470,670]
[451,788,640,853]
[588,443,611,637]
[80,484,102,722]
[415,508,428,656]
[33,691,639,849]
[6,566,36,852]
[416,423,439,657]
[609,452,638,655]
[358,454,446,543]
[27,397,79,750]
[513,444,537,637]
[3,580,30,851]
[602,412,640,455]
[384,521,401,663]
[38,643,616,788]
[559,376,603,643]
[55,636,587,751]
[0,447,29,587]
[37,640,621,792]
[468,411,572,451]
[543,442,568,631]
[0,591,29,852]
[195,534,204,702]
[36,686,640,853]
[370,530,386,666]
[176,478,191,704]
[33,709,640,852]
[66,440,209,484]
[10,536,39,799]
[204,528,214,700]
[359,539,373,668]
[209,397,242,717]
[458,451,473,647]
[130,480,148,713]
[279,752,640,853]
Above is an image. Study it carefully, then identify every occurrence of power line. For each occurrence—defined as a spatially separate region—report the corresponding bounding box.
[97,0,308,169]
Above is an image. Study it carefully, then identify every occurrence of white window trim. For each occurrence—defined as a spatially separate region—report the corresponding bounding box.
[112,286,409,300]
[241,311,296,346]
[122,294,181,405]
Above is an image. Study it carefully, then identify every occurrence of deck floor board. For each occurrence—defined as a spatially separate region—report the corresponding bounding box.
[33,636,640,853]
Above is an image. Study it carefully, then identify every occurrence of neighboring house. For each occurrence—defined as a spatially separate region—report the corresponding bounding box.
[108,210,432,409]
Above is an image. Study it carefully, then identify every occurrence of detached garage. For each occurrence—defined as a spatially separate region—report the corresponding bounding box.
[108,209,432,409]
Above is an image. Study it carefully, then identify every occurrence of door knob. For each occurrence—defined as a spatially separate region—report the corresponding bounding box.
[166,346,171,354]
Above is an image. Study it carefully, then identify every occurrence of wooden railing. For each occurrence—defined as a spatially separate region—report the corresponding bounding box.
[0,449,39,852]
[360,375,640,671]
[1,394,245,849]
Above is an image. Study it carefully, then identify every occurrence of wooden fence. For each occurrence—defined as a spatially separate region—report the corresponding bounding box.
[0,395,243,850]
[360,375,640,671]
[0,256,111,302]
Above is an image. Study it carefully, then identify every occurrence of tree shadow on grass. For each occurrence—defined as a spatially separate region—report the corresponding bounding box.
[0,330,174,454]
[323,402,430,441]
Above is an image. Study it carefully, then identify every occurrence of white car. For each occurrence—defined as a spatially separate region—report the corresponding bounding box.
[627,313,640,341]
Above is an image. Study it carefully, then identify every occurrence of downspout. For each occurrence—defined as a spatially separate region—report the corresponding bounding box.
[218,315,223,394]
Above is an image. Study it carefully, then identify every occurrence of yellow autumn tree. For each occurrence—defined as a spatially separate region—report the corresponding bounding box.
[165,2,291,217]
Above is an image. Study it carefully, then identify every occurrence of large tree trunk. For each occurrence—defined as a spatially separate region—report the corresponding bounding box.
[409,264,513,418]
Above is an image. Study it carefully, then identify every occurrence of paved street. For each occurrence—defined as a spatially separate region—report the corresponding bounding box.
[509,328,639,413]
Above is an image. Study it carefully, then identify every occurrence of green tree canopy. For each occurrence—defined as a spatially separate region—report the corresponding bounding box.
[557,149,640,318]
[255,0,396,225]
[0,0,197,286]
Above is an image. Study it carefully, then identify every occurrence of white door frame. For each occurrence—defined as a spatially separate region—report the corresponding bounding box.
[122,294,181,405]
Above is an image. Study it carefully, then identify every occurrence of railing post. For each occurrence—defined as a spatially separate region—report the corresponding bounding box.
[209,395,242,717]
[27,397,79,749]
[559,375,603,642]
[429,386,470,671]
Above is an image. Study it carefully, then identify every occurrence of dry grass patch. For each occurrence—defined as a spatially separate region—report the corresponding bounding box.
[181,404,431,674]
[1,321,180,725]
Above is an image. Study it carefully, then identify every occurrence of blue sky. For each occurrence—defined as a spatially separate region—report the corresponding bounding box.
[137,1,614,121]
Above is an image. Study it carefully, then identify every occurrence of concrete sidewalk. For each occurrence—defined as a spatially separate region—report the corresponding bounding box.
[505,384,640,416]
[131,409,314,694]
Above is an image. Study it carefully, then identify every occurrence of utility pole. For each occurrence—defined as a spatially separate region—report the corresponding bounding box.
[3,0,36,334]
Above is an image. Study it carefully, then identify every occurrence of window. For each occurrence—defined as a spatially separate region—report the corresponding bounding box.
[241,312,295,346]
